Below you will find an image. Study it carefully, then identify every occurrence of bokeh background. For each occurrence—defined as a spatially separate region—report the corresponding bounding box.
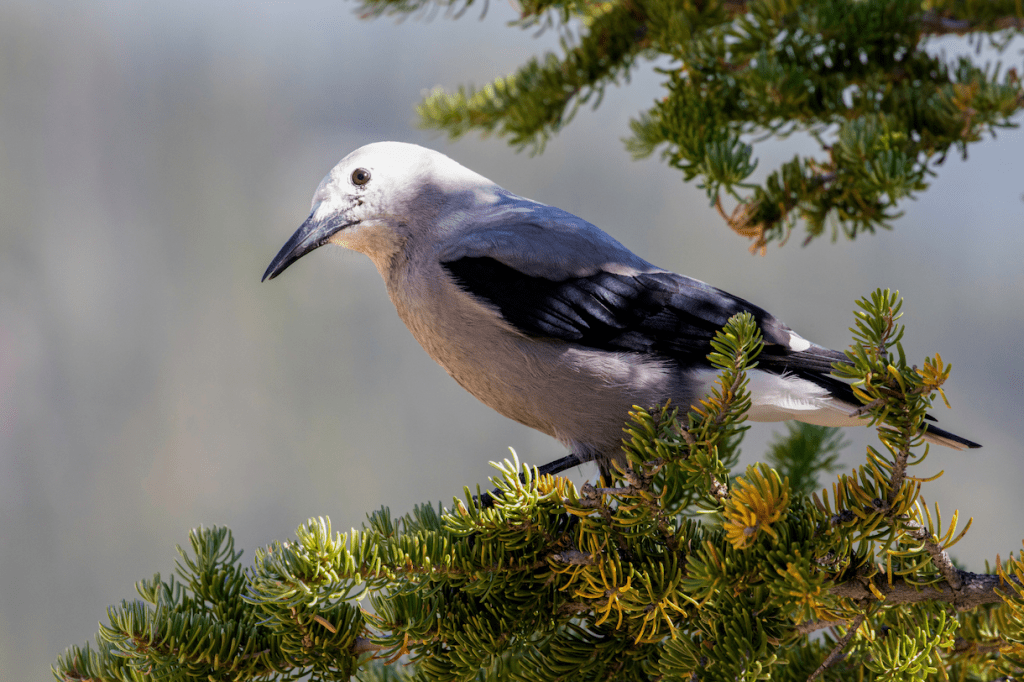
[1,1,1022,678]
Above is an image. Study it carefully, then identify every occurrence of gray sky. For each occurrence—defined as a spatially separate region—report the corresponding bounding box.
[1,1,1022,678]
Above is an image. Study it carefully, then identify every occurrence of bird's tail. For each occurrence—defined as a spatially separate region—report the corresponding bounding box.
[920,423,981,451]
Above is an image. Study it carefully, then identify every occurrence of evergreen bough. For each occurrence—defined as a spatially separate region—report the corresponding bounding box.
[362,0,1023,251]
[55,291,1024,682]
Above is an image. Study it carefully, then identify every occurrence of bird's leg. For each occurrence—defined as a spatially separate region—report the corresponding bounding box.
[535,452,586,477]
[477,453,586,508]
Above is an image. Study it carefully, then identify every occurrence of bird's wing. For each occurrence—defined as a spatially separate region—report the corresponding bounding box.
[437,213,980,450]
[436,199,653,279]
[441,252,850,378]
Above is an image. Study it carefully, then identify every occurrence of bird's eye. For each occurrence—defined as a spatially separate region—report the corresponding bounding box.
[351,168,371,186]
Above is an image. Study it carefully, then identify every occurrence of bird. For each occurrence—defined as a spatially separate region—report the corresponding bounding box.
[263,141,979,481]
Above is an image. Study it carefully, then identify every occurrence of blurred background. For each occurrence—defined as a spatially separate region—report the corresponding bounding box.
[0,1,1021,678]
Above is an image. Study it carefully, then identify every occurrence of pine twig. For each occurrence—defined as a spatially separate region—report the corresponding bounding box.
[919,10,1024,35]
[807,613,866,682]
[829,571,1018,610]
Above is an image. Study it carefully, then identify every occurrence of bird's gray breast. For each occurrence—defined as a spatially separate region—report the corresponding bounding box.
[382,254,690,457]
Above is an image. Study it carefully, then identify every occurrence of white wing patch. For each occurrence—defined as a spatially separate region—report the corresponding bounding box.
[787,331,811,352]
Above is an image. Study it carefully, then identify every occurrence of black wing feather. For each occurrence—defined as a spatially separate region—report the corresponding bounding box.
[443,256,849,379]
[443,256,981,450]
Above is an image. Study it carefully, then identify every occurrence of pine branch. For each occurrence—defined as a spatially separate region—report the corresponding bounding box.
[417,1,648,152]
[359,0,1024,249]
[53,296,1024,682]
[669,0,1024,34]
[919,9,1024,35]
[907,520,965,591]
[829,570,1014,610]
[807,613,866,681]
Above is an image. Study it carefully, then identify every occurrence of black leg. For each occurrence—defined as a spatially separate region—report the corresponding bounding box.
[535,453,587,477]
[477,452,587,508]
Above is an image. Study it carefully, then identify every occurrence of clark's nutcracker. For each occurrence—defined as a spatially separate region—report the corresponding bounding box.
[263,141,979,478]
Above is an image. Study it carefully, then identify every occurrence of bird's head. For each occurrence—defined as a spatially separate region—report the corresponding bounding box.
[262,141,491,280]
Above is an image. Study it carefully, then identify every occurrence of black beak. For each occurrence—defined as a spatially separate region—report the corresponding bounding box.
[262,211,357,281]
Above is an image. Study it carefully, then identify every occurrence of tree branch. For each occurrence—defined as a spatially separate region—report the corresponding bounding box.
[907,522,965,591]
[829,570,1012,611]
[919,10,1024,35]
[807,613,866,682]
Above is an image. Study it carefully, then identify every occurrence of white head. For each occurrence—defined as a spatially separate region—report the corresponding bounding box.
[262,142,495,279]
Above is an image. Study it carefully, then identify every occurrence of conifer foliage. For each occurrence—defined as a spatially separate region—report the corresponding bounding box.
[363,0,1023,251]
[55,292,1024,682]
